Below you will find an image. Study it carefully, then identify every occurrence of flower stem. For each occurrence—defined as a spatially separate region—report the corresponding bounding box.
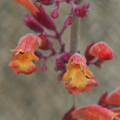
[68,17,80,109]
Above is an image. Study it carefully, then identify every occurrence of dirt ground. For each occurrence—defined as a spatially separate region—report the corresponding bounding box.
[1,0,120,120]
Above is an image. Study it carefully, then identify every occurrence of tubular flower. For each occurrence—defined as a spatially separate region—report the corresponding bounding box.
[71,104,120,120]
[89,42,113,60]
[14,0,56,30]
[9,34,41,74]
[62,53,98,95]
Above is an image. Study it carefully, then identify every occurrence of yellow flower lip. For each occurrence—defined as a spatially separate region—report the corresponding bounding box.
[9,34,40,74]
[62,53,97,95]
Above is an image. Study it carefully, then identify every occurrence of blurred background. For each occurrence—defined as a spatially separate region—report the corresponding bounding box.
[1,0,120,120]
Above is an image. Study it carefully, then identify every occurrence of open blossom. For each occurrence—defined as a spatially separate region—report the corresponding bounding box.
[9,34,41,74]
[89,42,113,60]
[71,104,119,120]
[62,53,98,95]
[74,5,89,18]
[14,0,56,30]
[99,88,120,108]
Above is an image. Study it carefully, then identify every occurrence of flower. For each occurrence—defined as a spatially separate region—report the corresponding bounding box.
[62,53,98,95]
[23,15,44,33]
[74,5,89,18]
[89,42,113,60]
[9,34,41,74]
[71,104,119,120]
[14,0,56,30]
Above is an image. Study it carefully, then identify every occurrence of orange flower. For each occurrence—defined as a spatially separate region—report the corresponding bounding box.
[89,42,113,60]
[14,0,39,16]
[9,34,41,74]
[71,104,119,120]
[98,88,120,108]
[62,53,98,95]
[106,88,120,106]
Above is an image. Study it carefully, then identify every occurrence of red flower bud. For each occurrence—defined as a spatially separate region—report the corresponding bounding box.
[54,60,66,71]
[64,13,75,26]
[58,52,73,63]
[89,42,113,60]
[38,33,53,50]
[50,8,59,19]
[34,4,56,30]
[71,105,119,120]
[23,15,44,33]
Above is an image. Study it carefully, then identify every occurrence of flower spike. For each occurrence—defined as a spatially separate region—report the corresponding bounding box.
[62,53,98,95]
[9,34,41,74]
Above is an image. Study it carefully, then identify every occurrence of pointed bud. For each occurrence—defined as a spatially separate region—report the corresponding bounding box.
[38,33,53,50]
[23,15,44,33]
[55,60,66,71]
[89,42,113,61]
[34,4,56,30]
